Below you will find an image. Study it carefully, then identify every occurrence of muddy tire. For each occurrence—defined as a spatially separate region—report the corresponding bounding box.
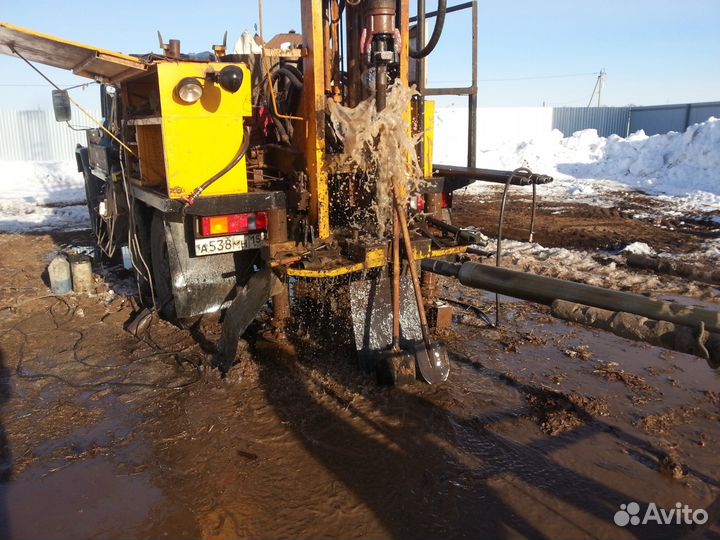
[150,211,178,321]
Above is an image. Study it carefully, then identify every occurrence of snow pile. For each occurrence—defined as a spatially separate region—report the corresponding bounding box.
[0,161,88,232]
[621,242,656,256]
[434,114,720,212]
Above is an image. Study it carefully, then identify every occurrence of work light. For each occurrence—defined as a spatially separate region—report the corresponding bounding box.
[218,65,244,93]
[176,77,203,103]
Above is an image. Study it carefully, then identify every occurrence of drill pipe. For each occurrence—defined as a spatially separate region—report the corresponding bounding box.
[421,259,720,334]
[432,164,553,186]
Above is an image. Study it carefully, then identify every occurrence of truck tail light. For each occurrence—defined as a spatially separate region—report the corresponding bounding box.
[200,212,268,237]
[409,195,426,212]
[441,192,452,209]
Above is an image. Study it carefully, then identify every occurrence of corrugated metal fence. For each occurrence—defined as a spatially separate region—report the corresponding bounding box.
[1,102,718,162]
[0,109,100,161]
[629,101,720,136]
[552,107,630,138]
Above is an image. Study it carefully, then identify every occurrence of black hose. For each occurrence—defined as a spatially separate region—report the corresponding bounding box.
[410,0,447,59]
[185,126,252,205]
[272,67,304,89]
[495,167,532,326]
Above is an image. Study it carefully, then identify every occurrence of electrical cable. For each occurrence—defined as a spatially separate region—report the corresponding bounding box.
[495,167,531,326]
[10,47,138,158]
[410,0,447,59]
[10,296,202,390]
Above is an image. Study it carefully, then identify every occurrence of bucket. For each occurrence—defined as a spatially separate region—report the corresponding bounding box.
[69,253,94,293]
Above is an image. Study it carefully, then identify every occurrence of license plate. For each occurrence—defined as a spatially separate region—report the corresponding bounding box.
[194,233,265,256]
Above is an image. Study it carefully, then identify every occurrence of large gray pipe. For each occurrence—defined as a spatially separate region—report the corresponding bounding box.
[422,259,720,334]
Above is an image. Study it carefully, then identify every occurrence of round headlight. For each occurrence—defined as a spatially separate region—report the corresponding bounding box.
[176,77,203,103]
[218,65,244,93]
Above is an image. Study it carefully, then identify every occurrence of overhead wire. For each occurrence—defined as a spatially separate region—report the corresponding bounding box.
[10,47,138,158]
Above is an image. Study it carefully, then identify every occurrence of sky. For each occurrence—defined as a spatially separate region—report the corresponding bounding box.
[1,0,719,113]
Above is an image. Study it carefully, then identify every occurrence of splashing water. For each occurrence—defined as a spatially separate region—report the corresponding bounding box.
[327,82,425,236]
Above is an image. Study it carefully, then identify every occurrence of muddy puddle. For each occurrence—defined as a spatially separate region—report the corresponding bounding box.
[0,231,718,539]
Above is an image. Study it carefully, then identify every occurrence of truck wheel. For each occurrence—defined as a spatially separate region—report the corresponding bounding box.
[150,211,178,321]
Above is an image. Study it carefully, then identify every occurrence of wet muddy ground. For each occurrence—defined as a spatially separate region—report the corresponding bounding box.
[452,190,719,254]
[0,198,719,539]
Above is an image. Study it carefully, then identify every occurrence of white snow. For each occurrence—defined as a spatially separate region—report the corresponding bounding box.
[434,114,720,213]
[621,242,656,256]
[0,161,88,232]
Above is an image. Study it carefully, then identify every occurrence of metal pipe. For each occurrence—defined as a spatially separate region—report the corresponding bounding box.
[409,1,473,21]
[551,300,720,369]
[423,215,487,244]
[421,260,720,333]
[468,0,477,168]
[416,0,426,173]
[433,164,553,185]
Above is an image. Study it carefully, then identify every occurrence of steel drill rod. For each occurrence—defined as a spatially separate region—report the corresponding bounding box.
[432,164,553,186]
[421,259,720,333]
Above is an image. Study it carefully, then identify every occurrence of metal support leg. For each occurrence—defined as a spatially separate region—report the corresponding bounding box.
[268,208,291,330]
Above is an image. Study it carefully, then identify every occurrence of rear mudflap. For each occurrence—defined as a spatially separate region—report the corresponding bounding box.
[162,212,257,319]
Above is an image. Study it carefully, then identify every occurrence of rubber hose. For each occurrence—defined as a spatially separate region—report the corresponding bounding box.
[186,126,252,204]
[410,0,447,59]
[272,67,304,90]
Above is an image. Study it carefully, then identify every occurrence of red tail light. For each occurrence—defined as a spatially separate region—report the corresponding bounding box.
[200,212,268,237]
[410,195,426,212]
[441,192,452,209]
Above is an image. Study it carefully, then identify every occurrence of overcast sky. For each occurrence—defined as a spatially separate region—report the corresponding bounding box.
[1,0,719,112]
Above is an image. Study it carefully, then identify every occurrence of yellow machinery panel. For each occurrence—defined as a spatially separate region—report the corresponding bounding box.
[157,62,252,199]
[424,100,435,178]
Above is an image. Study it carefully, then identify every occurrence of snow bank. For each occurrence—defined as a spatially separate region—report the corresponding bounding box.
[0,161,88,232]
[434,114,720,212]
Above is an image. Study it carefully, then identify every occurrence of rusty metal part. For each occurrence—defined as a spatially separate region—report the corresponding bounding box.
[375,60,388,111]
[364,0,396,35]
[424,192,442,218]
[428,301,453,330]
[423,215,488,245]
[421,271,437,300]
[551,300,720,369]
[167,39,181,59]
[421,259,720,334]
[267,208,288,243]
[346,2,362,106]
[392,177,450,383]
[267,208,290,329]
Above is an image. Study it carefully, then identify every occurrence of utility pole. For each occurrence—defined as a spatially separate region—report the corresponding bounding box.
[587,68,606,108]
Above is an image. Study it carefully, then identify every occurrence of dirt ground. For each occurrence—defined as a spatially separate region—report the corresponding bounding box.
[0,196,719,539]
[452,189,719,254]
